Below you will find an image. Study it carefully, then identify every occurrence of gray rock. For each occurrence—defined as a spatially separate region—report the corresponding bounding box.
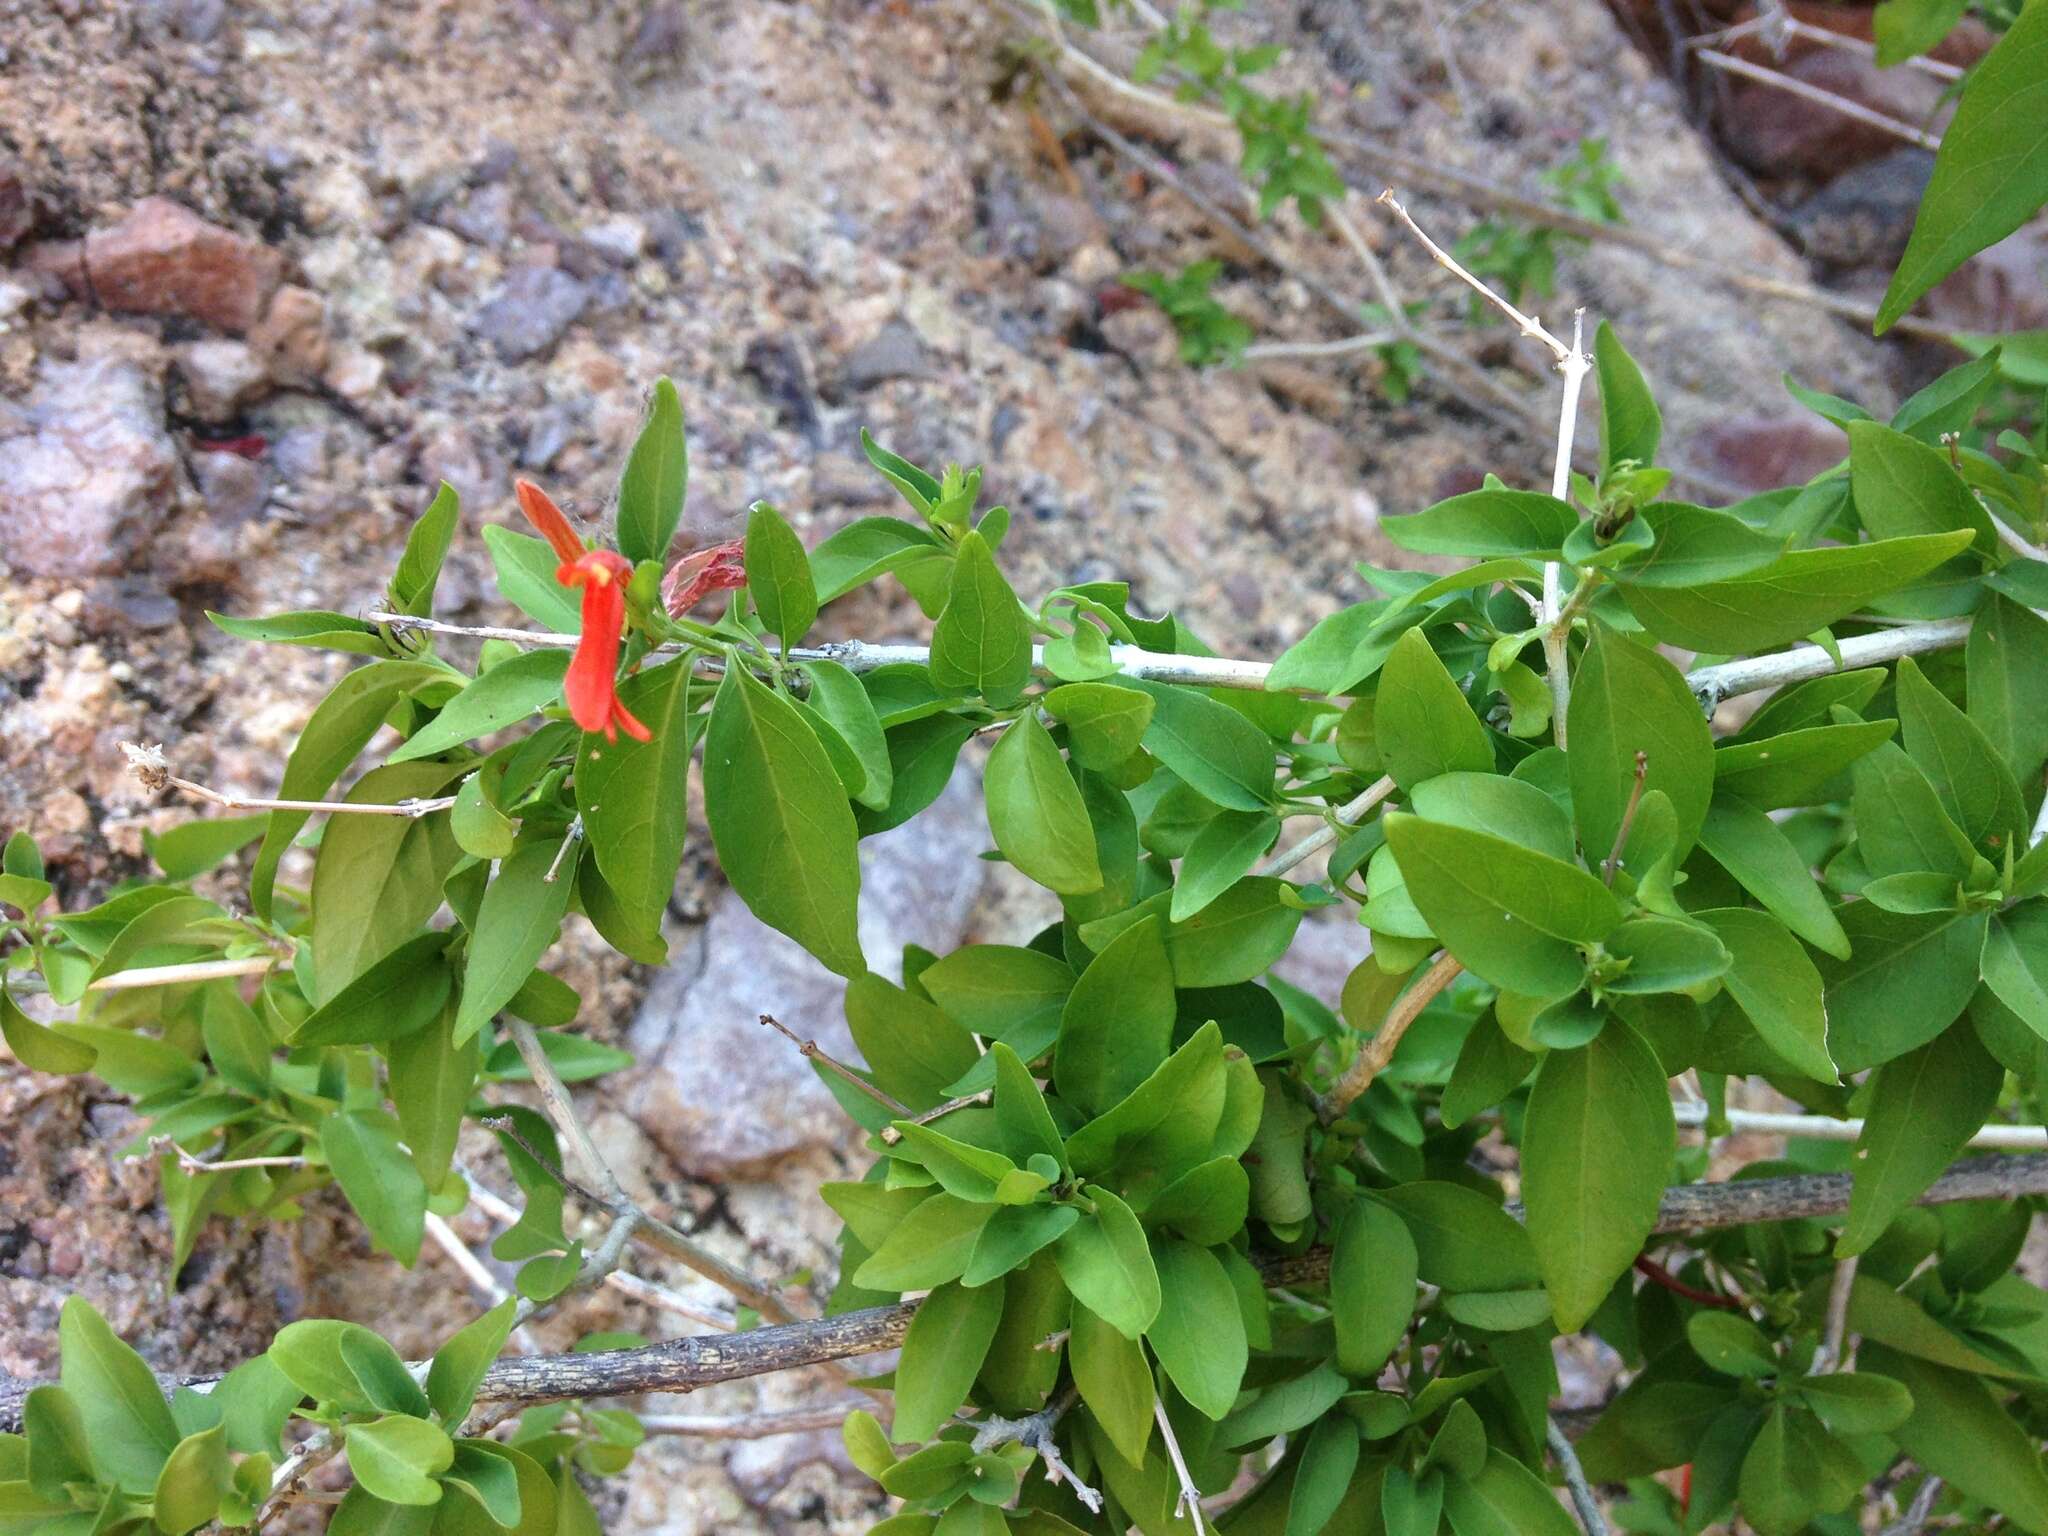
[175,338,268,423]
[470,265,590,360]
[82,578,181,634]
[431,181,516,248]
[192,449,272,526]
[624,774,990,1178]
[842,320,930,392]
[0,347,178,579]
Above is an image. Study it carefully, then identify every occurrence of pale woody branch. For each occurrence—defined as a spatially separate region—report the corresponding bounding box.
[12,1155,2042,1432]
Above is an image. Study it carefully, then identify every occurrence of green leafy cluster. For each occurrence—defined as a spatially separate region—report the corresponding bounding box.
[1122,262,1255,367]
[1449,140,1626,323]
[6,321,2048,1535]
[0,1295,636,1534]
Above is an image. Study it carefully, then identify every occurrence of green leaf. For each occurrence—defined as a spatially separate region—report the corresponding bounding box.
[1380,489,1578,559]
[1820,903,1989,1070]
[1056,915,1175,1118]
[1791,1371,1913,1434]
[1969,594,2048,791]
[1985,904,2048,1035]
[327,1486,437,1536]
[1378,1462,1439,1536]
[388,482,462,619]
[1874,0,1969,63]
[144,815,267,880]
[1287,1416,1362,1536]
[294,932,453,1047]
[152,1424,231,1536]
[1146,1239,1247,1419]
[1850,420,1998,556]
[1127,679,1277,811]
[1569,623,1715,863]
[322,1109,429,1265]
[1850,737,1977,881]
[703,665,864,976]
[1376,628,1494,791]
[1595,321,1661,473]
[810,516,947,604]
[575,659,695,948]
[389,1014,480,1187]
[1713,720,1897,810]
[1440,1449,1578,1536]
[1686,1313,1777,1378]
[1331,1198,1418,1378]
[745,502,818,653]
[919,944,1072,1055]
[891,1279,1005,1442]
[482,527,581,633]
[57,1297,180,1493]
[985,715,1101,895]
[991,1042,1066,1168]
[800,658,893,811]
[930,530,1031,706]
[1613,503,1785,588]
[249,659,446,916]
[1,986,95,1074]
[303,761,464,991]
[1162,877,1304,986]
[961,1203,1078,1287]
[1523,1020,1674,1330]
[853,1192,992,1291]
[453,840,576,1044]
[1618,531,1975,652]
[208,608,393,656]
[1736,1405,1817,1536]
[1171,810,1278,922]
[1376,1183,1541,1293]
[208,1354,300,1459]
[23,1385,93,1502]
[1053,1185,1161,1339]
[1877,1,2048,331]
[1441,1012,1538,1128]
[345,1416,453,1507]
[388,650,568,765]
[1385,814,1620,995]
[1860,1346,2048,1532]
[615,377,688,563]
[426,1301,518,1426]
[857,714,978,836]
[1599,915,1730,995]
[439,1442,527,1529]
[1045,683,1154,771]
[1070,1303,1153,1466]
[889,1121,1018,1204]
[1839,1022,2004,1255]
[1696,909,1836,1081]
[847,972,980,1111]
[1896,655,2029,858]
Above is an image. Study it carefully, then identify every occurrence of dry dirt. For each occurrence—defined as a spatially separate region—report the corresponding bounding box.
[0,0,1988,1530]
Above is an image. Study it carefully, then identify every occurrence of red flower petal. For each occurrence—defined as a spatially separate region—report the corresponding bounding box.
[516,479,587,565]
[565,575,627,736]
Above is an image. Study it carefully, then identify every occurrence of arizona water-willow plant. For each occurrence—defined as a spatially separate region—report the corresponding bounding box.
[5,307,2048,1534]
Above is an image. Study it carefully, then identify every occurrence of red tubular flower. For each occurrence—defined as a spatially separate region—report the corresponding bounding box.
[514,479,651,745]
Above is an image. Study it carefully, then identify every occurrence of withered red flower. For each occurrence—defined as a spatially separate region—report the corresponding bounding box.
[660,537,748,618]
[514,479,652,745]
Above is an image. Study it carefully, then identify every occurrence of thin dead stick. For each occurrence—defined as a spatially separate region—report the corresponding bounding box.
[1878,1474,1946,1536]
[1671,1102,2048,1150]
[425,1213,541,1354]
[881,1090,992,1145]
[1242,332,1398,361]
[80,956,280,994]
[1154,1396,1211,1533]
[142,1136,306,1175]
[1317,950,1466,1123]
[1685,617,1973,705]
[1548,1418,1610,1536]
[500,1022,804,1328]
[1814,1255,1859,1374]
[11,1155,2048,1432]
[637,1401,871,1440]
[1699,10,1965,80]
[974,1386,1102,1513]
[1260,776,1396,879]
[760,1014,909,1117]
[1693,50,1943,151]
[121,742,453,818]
[1319,126,1962,345]
[1602,751,1650,885]
[1375,191,1572,362]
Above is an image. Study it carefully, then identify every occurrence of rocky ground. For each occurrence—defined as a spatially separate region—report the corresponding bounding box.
[2,0,2042,1531]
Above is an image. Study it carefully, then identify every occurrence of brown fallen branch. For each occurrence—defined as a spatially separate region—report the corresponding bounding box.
[9,1154,2043,1432]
